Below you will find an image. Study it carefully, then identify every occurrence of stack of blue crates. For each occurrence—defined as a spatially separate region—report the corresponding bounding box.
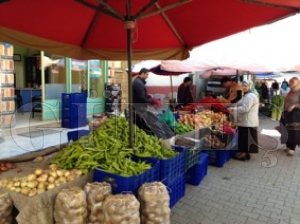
[61,93,87,129]
[186,152,208,186]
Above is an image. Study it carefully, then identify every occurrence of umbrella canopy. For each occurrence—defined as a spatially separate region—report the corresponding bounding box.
[149,65,189,76]
[162,13,300,73]
[0,0,296,147]
[0,0,296,60]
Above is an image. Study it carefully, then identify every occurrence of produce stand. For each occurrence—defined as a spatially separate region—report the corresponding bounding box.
[0,150,92,224]
[0,104,237,223]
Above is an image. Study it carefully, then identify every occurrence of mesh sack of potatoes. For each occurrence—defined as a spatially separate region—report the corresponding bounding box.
[138,182,171,224]
[84,182,112,224]
[54,186,87,224]
[103,193,140,224]
[0,192,13,224]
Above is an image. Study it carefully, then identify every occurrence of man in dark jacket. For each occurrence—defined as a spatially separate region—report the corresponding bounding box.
[132,68,156,110]
[132,68,158,131]
[177,77,193,106]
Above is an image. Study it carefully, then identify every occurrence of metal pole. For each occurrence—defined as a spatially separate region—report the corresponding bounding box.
[170,75,174,99]
[127,29,134,148]
[126,0,134,148]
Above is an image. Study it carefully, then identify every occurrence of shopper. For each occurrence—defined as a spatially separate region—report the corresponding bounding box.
[281,77,300,156]
[132,68,159,131]
[220,77,243,103]
[271,80,279,96]
[260,82,269,101]
[177,77,193,106]
[228,80,259,161]
[281,78,289,89]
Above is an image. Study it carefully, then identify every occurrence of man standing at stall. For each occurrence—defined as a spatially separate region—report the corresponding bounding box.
[221,77,243,103]
[177,77,193,106]
[132,68,159,131]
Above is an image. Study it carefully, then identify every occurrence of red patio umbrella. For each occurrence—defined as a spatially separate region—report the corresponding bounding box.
[0,0,297,147]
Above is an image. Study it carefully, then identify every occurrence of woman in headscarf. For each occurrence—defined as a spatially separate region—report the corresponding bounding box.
[228,80,260,160]
[281,77,300,156]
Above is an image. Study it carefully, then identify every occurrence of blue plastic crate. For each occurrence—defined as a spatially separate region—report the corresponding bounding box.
[93,158,160,195]
[202,148,230,167]
[61,115,87,129]
[62,103,87,118]
[160,148,185,186]
[67,130,90,142]
[186,153,208,186]
[62,93,87,106]
[167,174,186,208]
[173,145,202,171]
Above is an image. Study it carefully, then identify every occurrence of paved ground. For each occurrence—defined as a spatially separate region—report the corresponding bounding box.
[171,116,300,224]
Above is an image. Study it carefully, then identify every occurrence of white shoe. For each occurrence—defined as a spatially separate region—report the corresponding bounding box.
[287,149,295,156]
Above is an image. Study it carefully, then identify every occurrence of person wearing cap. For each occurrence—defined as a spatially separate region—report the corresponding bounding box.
[221,77,243,103]
[177,77,193,106]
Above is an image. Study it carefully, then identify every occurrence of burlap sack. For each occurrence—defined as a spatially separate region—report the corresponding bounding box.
[0,192,13,224]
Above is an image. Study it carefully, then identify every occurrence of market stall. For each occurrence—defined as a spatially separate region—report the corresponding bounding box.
[0,106,239,223]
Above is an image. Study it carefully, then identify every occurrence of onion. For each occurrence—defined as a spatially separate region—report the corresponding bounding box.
[27,174,36,182]
[49,164,59,171]
[64,171,70,178]
[48,176,55,184]
[50,171,58,178]
[37,174,48,183]
[20,187,31,196]
[35,168,43,176]
[20,181,27,188]
[27,181,38,189]
[56,170,64,177]
[37,182,45,189]
[47,184,55,190]
[13,181,20,187]
[73,170,82,177]
[28,189,37,197]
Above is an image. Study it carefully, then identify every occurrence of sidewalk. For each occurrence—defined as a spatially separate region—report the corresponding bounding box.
[171,116,300,224]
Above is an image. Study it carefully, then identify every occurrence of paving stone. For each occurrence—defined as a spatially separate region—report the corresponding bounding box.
[227,212,248,223]
[201,218,222,224]
[246,218,267,224]
[252,208,271,217]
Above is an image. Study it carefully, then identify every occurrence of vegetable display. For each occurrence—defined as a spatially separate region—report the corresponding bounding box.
[174,123,194,135]
[0,165,83,197]
[203,134,226,149]
[103,194,140,224]
[138,182,171,224]
[271,95,285,121]
[0,192,13,224]
[54,186,87,224]
[84,182,112,224]
[51,117,177,175]
[195,96,229,113]
[0,162,16,172]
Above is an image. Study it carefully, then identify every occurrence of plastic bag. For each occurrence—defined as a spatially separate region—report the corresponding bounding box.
[159,108,177,129]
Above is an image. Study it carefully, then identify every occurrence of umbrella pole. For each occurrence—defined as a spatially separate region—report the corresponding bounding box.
[170,75,174,99]
[127,28,134,148]
[126,0,134,148]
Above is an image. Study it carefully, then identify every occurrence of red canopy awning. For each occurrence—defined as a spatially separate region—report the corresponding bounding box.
[0,0,296,60]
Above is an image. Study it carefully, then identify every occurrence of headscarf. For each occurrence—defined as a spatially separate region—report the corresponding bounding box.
[289,77,300,92]
[242,80,258,95]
